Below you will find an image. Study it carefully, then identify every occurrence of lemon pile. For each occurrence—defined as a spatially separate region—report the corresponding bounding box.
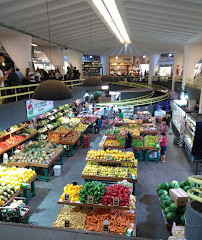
[0,166,36,190]
[87,150,107,160]
[106,149,135,161]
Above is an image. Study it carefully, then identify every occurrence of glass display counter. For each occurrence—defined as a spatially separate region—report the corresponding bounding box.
[172,100,186,133]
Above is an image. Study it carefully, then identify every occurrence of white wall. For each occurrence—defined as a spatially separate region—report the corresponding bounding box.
[63,49,83,73]
[0,26,32,75]
[182,42,202,89]
[40,46,65,74]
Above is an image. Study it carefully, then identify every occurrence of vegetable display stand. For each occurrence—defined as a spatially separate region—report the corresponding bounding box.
[31,150,64,182]
[0,132,38,156]
[0,197,31,224]
[145,147,160,163]
[64,135,82,157]
[81,174,137,195]
[57,199,130,210]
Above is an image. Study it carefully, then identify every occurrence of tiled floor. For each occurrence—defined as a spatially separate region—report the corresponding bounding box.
[28,129,193,240]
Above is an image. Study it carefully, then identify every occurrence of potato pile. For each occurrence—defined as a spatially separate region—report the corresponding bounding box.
[52,206,87,230]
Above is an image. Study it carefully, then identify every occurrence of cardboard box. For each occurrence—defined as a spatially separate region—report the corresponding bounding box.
[169,188,189,207]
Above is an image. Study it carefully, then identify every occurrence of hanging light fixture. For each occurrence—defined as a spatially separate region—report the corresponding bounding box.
[33,1,74,101]
[33,80,73,100]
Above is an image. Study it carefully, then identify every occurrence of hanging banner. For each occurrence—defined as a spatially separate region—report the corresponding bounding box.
[26,99,54,119]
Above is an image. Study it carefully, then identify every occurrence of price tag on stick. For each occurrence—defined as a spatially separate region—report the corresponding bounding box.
[96,171,100,176]
[65,220,70,228]
[113,197,119,206]
[87,195,94,204]
[103,220,109,232]
[72,181,77,186]
[127,172,131,178]
[65,194,70,202]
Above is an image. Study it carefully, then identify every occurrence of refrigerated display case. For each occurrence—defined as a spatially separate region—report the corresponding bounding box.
[172,100,186,133]
[184,113,202,160]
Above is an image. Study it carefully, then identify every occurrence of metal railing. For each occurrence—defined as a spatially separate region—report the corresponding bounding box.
[97,81,170,107]
[0,79,85,104]
[185,77,202,89]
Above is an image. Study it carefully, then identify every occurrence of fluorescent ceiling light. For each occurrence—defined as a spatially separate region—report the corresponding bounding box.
[101,85,109,90]
[103,0,131,44]
[89,55,93,58]
[143,55,146,58]
[31,43,38,47]
[92,0,130,44]
[115,56,118,59]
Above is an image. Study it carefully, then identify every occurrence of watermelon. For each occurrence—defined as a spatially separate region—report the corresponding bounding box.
[183,186,191,192]
[161,200,168,209]
[166,197,173,206]
[158,189,168,196]
[166,212,179,224]
[180,180,186,188]
[180,214,185,225]
[160,181,170,191]
[164,207,170,215]
[157,184,161,190]
[177,206,186,215]
[160,194,170,202]
[170,180,180,189]
[169,202,178,212]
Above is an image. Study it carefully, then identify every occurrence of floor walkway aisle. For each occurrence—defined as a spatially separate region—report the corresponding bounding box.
[28,130,193,240]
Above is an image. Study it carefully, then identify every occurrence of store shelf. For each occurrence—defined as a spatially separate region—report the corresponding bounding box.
[0,132,38,155]
[57,199,130,210]
[81,174,136,183]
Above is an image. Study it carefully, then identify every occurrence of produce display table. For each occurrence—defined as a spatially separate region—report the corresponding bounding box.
[0,132,38,156]
[143,130,158,135]
[57,199,130,210]
[60,133,82,157]
[144,146,160,163]
[7,174,37,204]
[31,149,64,182]
[81,174,137,195]
[103,144,124,150]
[85,158,136,165]
[0,124,27,140]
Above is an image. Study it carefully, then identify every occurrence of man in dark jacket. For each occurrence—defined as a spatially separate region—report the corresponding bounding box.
[6,68,21,86]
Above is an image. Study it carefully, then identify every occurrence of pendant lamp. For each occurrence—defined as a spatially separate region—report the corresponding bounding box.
[32,80,73,100]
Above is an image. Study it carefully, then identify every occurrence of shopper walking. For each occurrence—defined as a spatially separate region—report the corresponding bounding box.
[125,132,133,152]
[158,121,168,134]
[108,107,115,120]
[162,112,172,128]
[159,132,167,162]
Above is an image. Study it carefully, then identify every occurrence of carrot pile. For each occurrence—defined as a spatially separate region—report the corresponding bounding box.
[85,208,135,234]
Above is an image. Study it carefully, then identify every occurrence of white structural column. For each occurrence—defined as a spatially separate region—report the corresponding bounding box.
[148,54,160,85]
[63,49,83,74]
[41,46,65,75]
[0,26,32,75]
[100,56,109,75]
[172,50,184,91]
[182,42,202,90]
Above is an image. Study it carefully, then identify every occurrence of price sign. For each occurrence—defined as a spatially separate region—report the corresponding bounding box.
[131,174,136,180]
[106,155,111,160]
[65,194,70,202]
[65,220,70,228]
[110,141,114,146]
[127,172,131,178]
[103,221,109,232]
[96,171,100,176]
[72,181,78,186]
[113,197,119,206]
[87,195,94,204]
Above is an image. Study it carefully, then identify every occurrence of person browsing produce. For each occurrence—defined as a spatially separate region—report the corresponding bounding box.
[125,132,133,152]
[159,132,167,162]
[158,121,168,134]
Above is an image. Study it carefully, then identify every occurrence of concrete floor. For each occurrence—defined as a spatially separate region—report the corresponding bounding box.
[28,129,193,240]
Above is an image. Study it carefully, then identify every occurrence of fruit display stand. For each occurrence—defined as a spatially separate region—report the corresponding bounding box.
[0,132,38,157]
[31,149,64,182]
[60,132,82,157]
[8,150,64,182]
